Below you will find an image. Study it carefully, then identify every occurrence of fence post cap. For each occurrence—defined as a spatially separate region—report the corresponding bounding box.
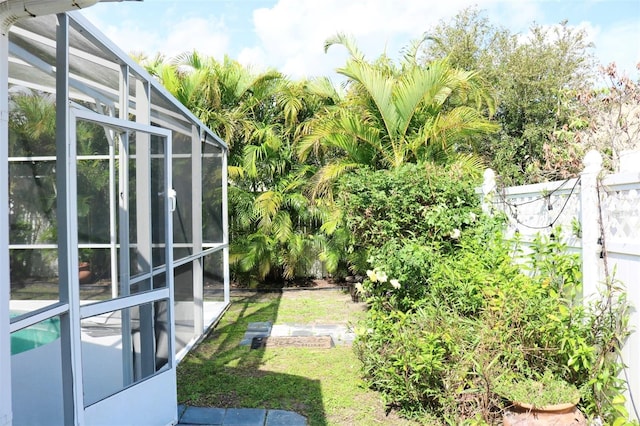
[483,168,495,180]
[583,150,603,173]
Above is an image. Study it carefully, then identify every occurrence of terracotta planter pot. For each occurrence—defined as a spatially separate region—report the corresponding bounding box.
[78,262,92,284]
[503,401,586,425]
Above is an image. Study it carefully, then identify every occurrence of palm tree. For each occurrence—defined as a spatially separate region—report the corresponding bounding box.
[298,33,498,198]
[145,51,340,283]
[229,77,340,283]
[229,163,323,281]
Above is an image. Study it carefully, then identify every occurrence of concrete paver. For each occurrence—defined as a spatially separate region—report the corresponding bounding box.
[177,406,307,426]
[222,408,266,425]
[265,409,307,426]
[269,323,355,345]
[239,321,273,346]
[179,406,226,425]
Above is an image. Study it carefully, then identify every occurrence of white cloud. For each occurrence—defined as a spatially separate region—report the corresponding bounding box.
[81,0,639,81]
[93,21,160,56]
[594,20,640,78]
[491,0,544,32]
[237,46,268,70]
[161,17,230,59]
[247,0,508,78]
[82,6,230,60]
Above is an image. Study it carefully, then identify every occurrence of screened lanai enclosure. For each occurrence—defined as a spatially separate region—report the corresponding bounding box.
[1,7,229,426]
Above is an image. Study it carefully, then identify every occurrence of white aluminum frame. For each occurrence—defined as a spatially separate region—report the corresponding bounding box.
[0,30,12,426]
[71,107,177,423]
[3,8,230,425]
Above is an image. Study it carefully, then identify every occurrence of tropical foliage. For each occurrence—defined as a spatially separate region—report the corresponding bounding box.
[352,184,630,424]
[423,7,595,184]
[138,10,635,424]
[8,88,115,277]
[298,33,497,198]
[137,53,342,283]
[139,31,497,283]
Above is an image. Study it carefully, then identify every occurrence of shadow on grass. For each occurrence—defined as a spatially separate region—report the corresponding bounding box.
[177,292,327,426]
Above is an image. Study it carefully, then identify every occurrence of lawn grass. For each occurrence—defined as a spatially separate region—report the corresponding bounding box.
[177,289,420,426]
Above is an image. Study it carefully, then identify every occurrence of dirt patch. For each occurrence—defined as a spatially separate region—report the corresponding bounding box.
[213,390,241,407]
[231,277,347,291]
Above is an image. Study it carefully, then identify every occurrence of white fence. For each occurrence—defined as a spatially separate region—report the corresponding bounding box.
[481,150,639,421]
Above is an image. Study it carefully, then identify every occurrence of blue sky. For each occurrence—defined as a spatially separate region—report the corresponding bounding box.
[82,0,640,80]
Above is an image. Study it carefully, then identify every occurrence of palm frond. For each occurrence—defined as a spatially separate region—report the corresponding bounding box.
[228,165,245,179]
[447,153,486,180]
[324,33,364,60]
[228,187,256,230]
[309,161,362,200]
[272,211,293,243]
[282,192,309,214]
[428,106,499,150]
[306,77,342,102]
[337,59,398,144]
[254,190,283,229]
[319,205,343,235]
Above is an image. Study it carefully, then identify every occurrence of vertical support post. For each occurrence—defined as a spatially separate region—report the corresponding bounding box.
[0,30,13,426]
[222,145,229,304]
[164,132,175,370]
[56,13,84,425]
[109,121,118,299]
[580,150,603,300]
[134,76,155,378]
[192,126,203,334]
[482,168,496,215]
[135,77,152,275]
[118,65,133,386]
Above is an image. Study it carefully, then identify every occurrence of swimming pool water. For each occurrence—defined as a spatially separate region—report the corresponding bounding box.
[10,313,61,355]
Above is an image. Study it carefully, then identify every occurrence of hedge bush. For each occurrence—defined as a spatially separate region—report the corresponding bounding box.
[343,163,632,424]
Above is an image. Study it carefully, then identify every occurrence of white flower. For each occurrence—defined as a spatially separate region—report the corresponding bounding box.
[377,270,388,283]
[450,228,461,240]
[366,269,377,282]
[355,282,364,293]
[469,212,477,222]
[390,279,401,289]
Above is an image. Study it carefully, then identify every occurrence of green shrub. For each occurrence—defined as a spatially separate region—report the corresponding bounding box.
[354,305,470,419]
[337,162,481,253]
[337,162,484,308]
[352,190,632,424]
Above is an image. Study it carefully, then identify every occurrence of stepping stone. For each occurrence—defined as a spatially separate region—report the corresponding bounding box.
[269,324,290,336]
[266,409,307,426]
[311,325,341,334]
[289,329,314,337]
[223,408,266,425]
[267,323,356,345]
[240,322,272,346]
[265,335,334,349]
[179,406,225,425]
[246,321,272,332]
